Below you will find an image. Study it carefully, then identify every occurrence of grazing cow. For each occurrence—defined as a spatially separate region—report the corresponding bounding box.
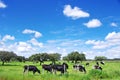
[23,65,40,74]
[94,65,102,70]
[73,64,86,73]
[73,64,79,70]
[86,62,89,66]
[53,62,68,74]
[42,64,53,73]
[78,65,86,73]
[96,61,99,66]
[100,61,105,65]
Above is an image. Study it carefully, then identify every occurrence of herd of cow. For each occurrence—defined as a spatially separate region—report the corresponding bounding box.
[23,61,105,75]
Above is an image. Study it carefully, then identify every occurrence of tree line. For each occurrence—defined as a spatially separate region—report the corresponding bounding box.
[0,50,109,66]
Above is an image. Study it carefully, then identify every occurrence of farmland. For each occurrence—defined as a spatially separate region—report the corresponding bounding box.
[0,61,120,80]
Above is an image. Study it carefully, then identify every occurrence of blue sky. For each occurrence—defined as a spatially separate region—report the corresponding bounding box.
[0,0,120,59]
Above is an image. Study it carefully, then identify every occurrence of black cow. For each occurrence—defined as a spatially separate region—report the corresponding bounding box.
[86,62,89,66]
[23,65,40,74]
[73,64,86,73]
[53,62,68,74]
[96,61,99,66]
[100,61,105,65]
[94,65,102,70]
[42,64,53,73]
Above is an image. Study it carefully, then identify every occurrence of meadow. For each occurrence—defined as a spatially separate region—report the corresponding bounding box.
[0,61,120,80]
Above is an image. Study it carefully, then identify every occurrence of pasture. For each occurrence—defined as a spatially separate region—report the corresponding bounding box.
[0,61,120,80]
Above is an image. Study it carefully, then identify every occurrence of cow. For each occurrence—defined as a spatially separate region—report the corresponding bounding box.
[23,65,40,74]
[96,61,99,66]
[100,61,105,65]
[73,64,86,73]
[53,62,68,74]
[86,62,89,66]
[78,65,86,73]
[42,64,53,73]
[93,65,102,70]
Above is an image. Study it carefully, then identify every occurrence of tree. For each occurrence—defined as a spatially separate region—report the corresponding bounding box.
[79,53,86,62]
[62,56,69,62]
[48,53,61,64]
[67,51,86,63]
[41,53,49,61]
[16,56,26,62]
[29,53,49,65]
[0,51,17,65]
[95,56,107,61]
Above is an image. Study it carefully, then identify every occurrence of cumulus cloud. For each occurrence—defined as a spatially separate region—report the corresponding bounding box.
[0,0,7,8]
[16,42,31,52]
[22,29,42,38]
[85,32,120,49]
[63,5,90,20]
[2,35,15,41]
[28,38,43,47]
[110,22,118,27]
[84,19,102,28]
[105,32,120,40]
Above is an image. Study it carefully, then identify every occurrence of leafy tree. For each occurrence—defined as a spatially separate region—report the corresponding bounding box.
[79,53,86,62]
[62,56,69,62]
[29,54,41,64]
[16,56,26,62]
[0,51,17,65]
[95,56,107,61]
[41,53,49,61]
[48,53,61,64]
[67,51,86,63]
[29,53,50,65]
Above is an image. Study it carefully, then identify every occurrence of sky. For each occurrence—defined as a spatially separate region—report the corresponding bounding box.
[0,0,120,59]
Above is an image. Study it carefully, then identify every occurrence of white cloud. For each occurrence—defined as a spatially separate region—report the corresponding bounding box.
[22,29,35,34]
[110,22,118,27]
[16,42,33,52]
[28,38,43,47]
[0,1,7,8]
[2,35,15,41]
[105,32,120,40]
[85,32,120,49]
[63,5,90,20]
[7,42,37,58]
[34,32,42,38]
[84,19,102,28]
[0,31,120,59]
[22,29,42,38]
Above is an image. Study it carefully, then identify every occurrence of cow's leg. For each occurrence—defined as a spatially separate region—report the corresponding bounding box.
[54,69,57,74]
[33,71,36,74]
[23,69,26,74]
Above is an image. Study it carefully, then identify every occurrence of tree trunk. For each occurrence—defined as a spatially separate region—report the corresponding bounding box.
[2,61,4,66]
[75,60,77,64]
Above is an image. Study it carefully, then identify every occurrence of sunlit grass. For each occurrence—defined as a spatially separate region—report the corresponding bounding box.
[0,61,120,80]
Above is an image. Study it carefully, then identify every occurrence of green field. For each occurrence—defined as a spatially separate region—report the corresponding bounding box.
[0,61,120,80]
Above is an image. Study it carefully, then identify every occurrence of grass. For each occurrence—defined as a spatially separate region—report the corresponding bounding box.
[0,61,120,80]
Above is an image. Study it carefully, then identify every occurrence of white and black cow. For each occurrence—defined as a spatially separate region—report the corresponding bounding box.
[93,65,102,70]
[23,65,40,74]
[53,62,68,74]
[100,61,105,65]
[73,64,86,73]
[96,61,99,66]
[42,64,53,73]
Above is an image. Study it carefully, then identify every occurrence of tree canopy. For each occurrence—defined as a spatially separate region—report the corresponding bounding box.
[95,56,107,61]
[64,51,86,63]
[0,51,17,65]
